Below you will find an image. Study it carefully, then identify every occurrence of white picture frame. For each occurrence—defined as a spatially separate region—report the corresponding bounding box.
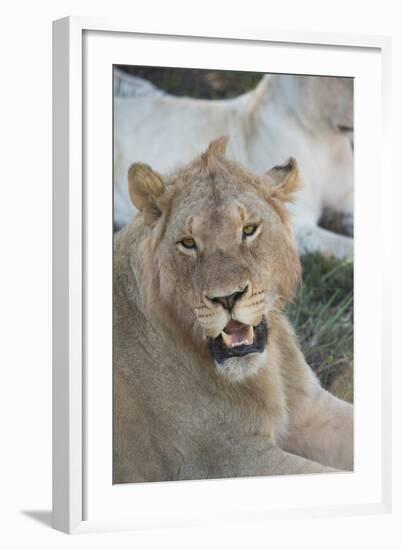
[52,16,392,534]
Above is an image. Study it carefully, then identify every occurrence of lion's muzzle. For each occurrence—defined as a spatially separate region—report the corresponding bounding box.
[195,284,269,364]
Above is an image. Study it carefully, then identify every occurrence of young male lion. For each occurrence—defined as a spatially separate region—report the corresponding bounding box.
[113,137,353,483]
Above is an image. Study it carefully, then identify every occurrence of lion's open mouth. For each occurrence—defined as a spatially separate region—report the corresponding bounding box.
[208,318,268,364]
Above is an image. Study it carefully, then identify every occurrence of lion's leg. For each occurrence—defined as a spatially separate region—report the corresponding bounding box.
[201,436,336,480]
[295,223,353,260]
[282,387,353,471]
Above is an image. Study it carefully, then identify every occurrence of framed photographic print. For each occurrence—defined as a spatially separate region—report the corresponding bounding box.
[52,16,391,534]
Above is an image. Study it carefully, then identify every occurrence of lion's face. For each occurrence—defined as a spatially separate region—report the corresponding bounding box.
[129,137,301,382]
[292,76,353,135]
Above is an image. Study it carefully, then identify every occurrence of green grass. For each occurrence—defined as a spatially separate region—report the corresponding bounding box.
[286,254,354,402]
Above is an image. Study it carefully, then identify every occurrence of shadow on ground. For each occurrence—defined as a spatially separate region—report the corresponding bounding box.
[21,510,52,528]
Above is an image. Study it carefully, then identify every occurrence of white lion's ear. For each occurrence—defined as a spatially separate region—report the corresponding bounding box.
[265,158,301,203]
[128,163,165,224]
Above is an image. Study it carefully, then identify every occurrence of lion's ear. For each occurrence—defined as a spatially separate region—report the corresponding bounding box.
[265,158,301,203]
[128,163,165,224]
[201,136,228,170]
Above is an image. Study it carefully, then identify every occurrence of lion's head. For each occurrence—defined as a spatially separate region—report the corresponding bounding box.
[128,137,302,382]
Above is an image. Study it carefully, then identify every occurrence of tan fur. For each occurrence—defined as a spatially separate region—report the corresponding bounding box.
[201,135,229,172]
[113,138,353,483]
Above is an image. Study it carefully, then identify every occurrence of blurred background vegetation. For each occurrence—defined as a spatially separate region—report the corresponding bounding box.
[117,66,354,403]
[116,65,263,99]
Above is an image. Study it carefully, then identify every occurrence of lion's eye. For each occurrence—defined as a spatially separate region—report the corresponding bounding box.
[242,224,258,238]
[180,237,197,250]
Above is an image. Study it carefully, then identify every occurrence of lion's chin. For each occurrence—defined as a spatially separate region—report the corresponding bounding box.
[212,350,268,383]
[207,318,268,382]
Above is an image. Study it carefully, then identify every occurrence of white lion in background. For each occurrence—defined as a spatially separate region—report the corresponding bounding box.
[114,69,353,259]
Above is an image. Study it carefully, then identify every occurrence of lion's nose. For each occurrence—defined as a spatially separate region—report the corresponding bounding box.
[209,285,249,312]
